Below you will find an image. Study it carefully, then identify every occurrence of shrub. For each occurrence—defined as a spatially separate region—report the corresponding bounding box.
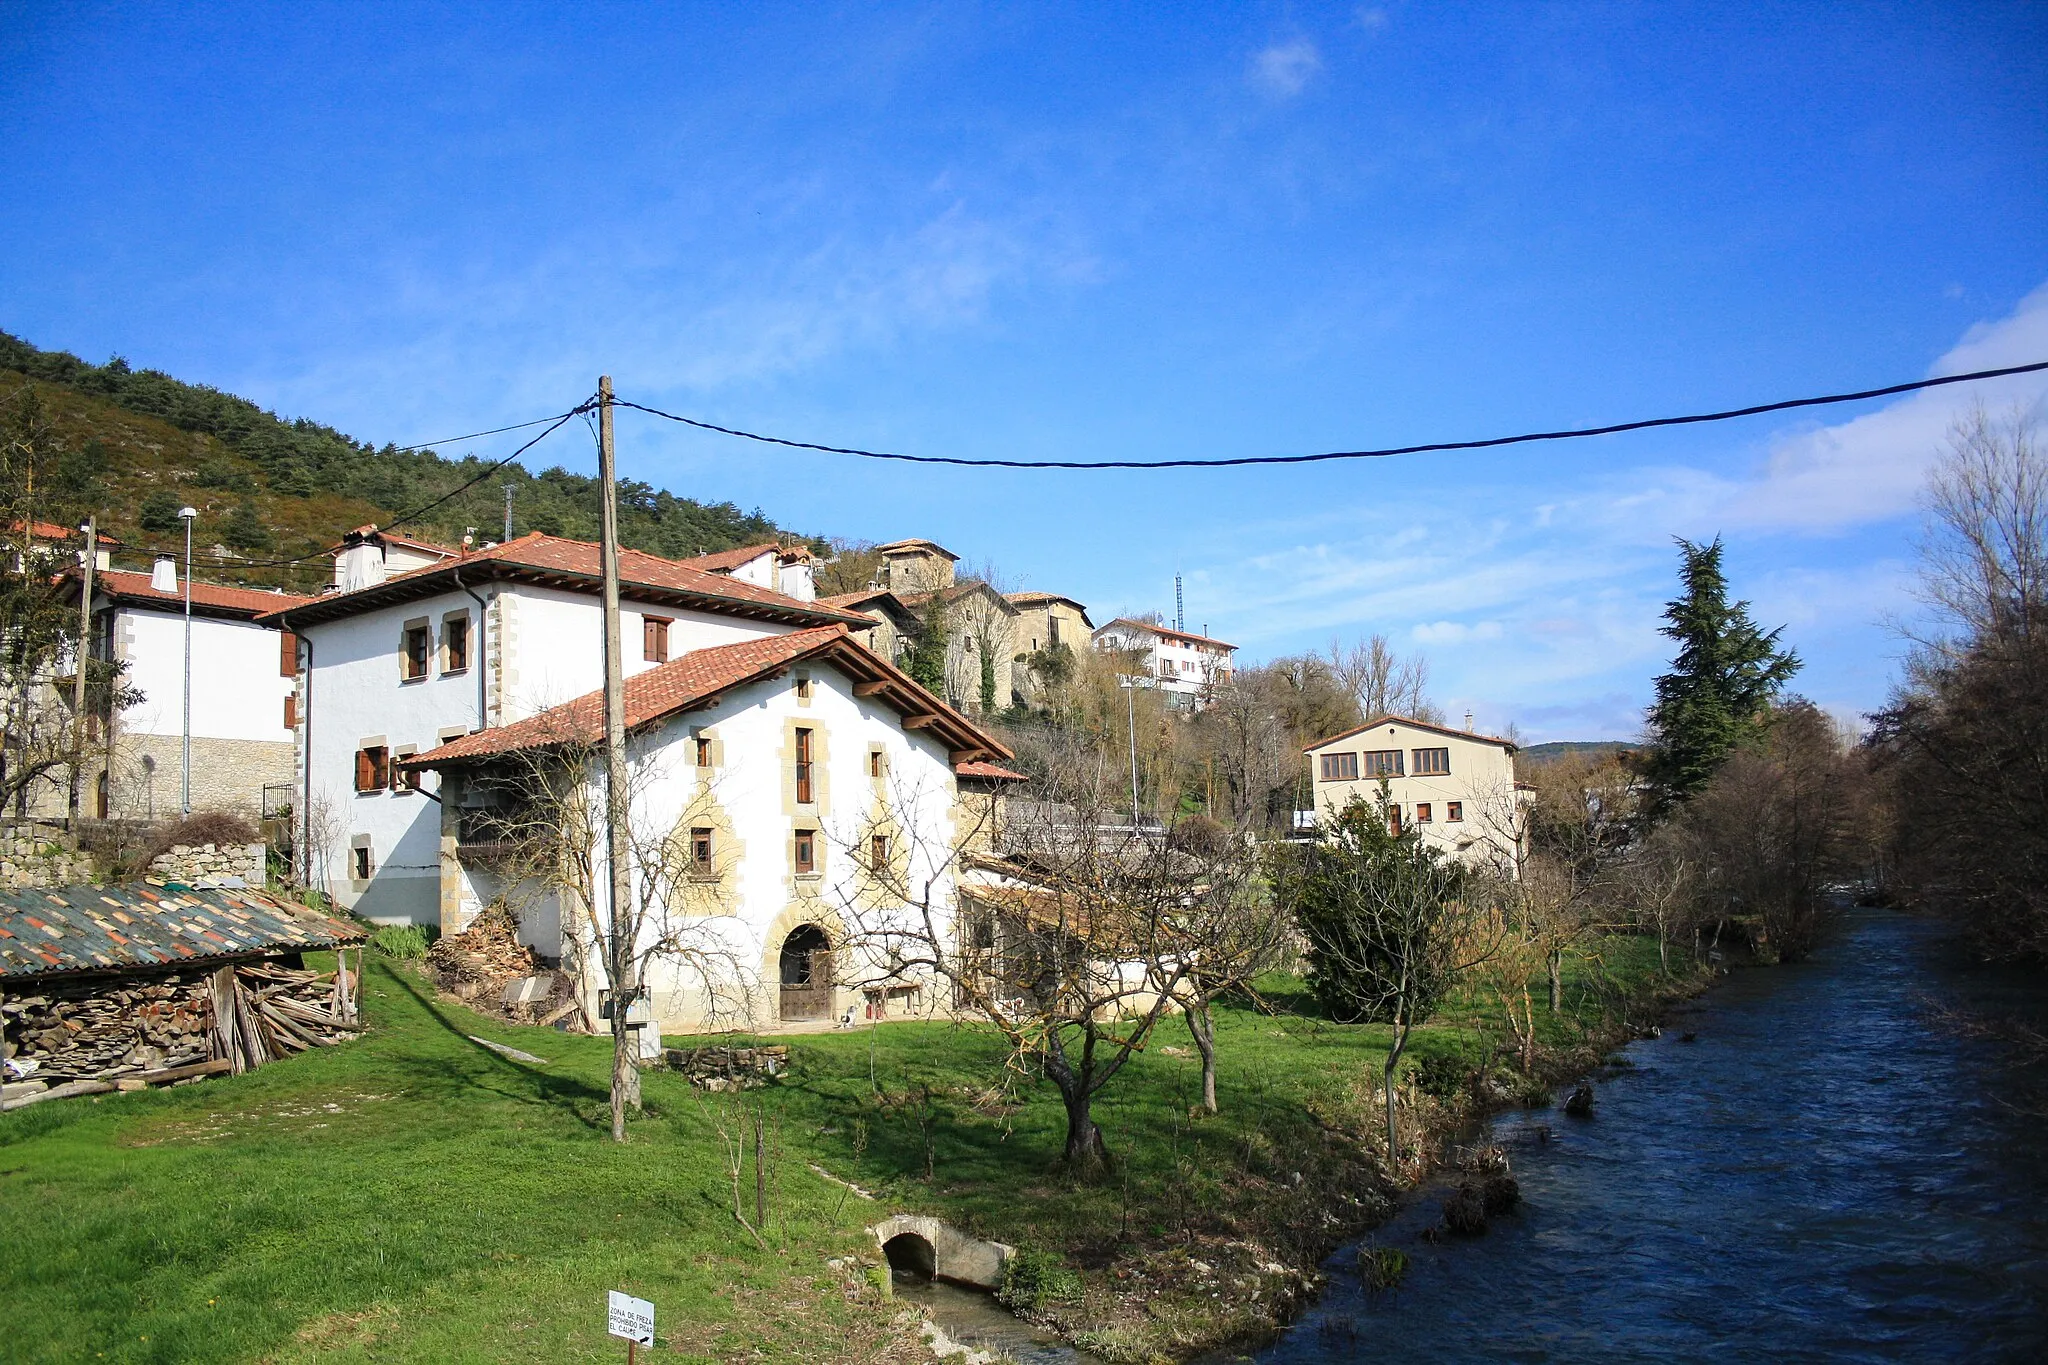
[1410,1051,1468,1100]
[1357,1245,1408,1290]
[144,809,261,864]
[370,924,430,960]
[998,1248,1082,1311]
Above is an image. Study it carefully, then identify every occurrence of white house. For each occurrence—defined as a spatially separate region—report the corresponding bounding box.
[405,624,1021,1034]
[681,541,818,602]
[1301,715,1526,866]
[1091,618,1236,710]
[263,532,876,928]
[83,564,308,820]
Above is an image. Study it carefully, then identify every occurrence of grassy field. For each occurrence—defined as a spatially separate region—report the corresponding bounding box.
[0,936,1692,1363]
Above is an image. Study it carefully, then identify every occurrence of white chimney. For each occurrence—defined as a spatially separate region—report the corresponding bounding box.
[150,555,178,593]
[1464,709,1475,733]
[337,540,387,592]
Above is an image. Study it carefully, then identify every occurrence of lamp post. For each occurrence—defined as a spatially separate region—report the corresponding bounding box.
[179,505,196,816]
[1115,674,1149,829]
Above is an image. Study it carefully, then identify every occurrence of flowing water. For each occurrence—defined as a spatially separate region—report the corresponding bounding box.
[1237,908,2048,1363]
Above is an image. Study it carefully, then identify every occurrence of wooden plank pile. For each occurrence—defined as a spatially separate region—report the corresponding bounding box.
[1,955,363,1109]
[427,906,542,1006]
[663,1044,790,1090]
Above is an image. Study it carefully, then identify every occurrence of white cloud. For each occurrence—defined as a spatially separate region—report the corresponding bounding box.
[1354,7,1390,33]
[1412,619,1505,644]
[1249,39,1322,99]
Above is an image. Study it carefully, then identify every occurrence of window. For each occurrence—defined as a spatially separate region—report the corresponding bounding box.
[690,827,714,873]
[1319,752,1360,782]
[355,746,390,793]
[392,748,420,793]
[1049,616,1062,647]
[643,616,671,664]
[279,631,298,678]
[1415,802,1433,823]
[351,844,373,880]
[869,749,885,779]
[400,623,429,681]
[795,675,812,701]
[1363,749,1404,778]
[794,828,816,874]
[443,615,469,673]
[871,833,889,873]
[694,734,713,768]
[794,727,814,803]
[1447,801,1464,823]
[1413,747,1451,776]
[1388,805,1404,836]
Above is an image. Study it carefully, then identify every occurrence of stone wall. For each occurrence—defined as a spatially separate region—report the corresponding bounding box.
[0,822,95,889]
[147,841,267,887]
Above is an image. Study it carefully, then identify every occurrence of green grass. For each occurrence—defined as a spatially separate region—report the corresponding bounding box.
[0,935,1687,1363]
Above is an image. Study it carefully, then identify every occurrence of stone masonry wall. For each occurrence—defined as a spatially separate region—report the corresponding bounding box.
[0,822,95,889]
[147,841,267,886]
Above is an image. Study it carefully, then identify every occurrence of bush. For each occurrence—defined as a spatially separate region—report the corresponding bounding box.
[144,809,261,864]
[1357,1245,1408,1290]
[370,924,430,960]
[998,1248,1082,1311]
[1410,1051,1468,1100]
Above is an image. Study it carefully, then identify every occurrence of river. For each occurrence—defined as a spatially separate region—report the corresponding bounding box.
[1238,908,2048,1363]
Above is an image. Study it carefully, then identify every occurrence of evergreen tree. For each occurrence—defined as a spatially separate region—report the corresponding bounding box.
[1644,537,1801,807]
[907,596,949,695]
[223,500,273,551]
[138,490,183,533]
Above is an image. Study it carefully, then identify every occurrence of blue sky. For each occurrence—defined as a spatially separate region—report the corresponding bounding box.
[5,2,2045,740]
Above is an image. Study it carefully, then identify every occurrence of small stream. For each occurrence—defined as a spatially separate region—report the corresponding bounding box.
[1236,908,2048,1363]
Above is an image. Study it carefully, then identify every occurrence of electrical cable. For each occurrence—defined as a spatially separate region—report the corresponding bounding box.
[209,397,596,571]
[614,359,2048,470]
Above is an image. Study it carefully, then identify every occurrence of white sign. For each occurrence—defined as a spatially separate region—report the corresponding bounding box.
[608,1290,654,1347]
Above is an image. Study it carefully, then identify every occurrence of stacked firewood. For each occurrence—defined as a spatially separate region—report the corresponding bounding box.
[1,959,361,1103]
[664,1044,790,1090]
[427,906,541,1004]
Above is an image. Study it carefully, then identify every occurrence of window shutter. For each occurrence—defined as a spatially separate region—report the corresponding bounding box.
[284,696,297,730]
[356,748,374,791]
[279,632,298,677]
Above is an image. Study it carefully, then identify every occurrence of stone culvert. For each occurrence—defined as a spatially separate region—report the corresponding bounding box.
[870,1214,1015,1290]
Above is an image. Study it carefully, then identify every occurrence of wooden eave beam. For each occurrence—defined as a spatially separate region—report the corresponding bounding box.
[903,714,941,729]
[852,680,890,697]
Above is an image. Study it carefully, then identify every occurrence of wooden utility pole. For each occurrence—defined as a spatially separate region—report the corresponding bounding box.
[66,517,97,827]
[596,376,638,1141]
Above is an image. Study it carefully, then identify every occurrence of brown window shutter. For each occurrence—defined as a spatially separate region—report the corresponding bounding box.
[356,748,374,791]
[279,632,299,677]
[284,696,297,730]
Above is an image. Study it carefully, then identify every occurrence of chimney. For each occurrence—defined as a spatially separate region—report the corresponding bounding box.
[150,555,178,593]
[1464,709,1475,733]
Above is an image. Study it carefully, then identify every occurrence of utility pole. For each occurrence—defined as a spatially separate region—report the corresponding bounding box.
[179,505,196,816]
[66,517,97,827]
[596,376,637,1141]
[502,483,515,542]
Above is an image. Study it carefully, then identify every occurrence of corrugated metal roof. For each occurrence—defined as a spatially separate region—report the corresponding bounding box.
[0,882,366,981]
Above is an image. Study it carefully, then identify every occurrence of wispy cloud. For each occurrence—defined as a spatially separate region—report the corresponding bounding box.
[1249,39,1322,99]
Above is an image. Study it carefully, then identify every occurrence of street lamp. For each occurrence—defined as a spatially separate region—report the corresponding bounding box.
[1115,674,1153,829]
[179,505,196,816]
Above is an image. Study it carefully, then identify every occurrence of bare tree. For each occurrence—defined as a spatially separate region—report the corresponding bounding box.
[1914,405,2046,653]
[832,726,1246,1174]
[1326,635,1444,725]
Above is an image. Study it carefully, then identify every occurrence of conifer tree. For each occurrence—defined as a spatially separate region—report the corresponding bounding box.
[1643,537,1801,808]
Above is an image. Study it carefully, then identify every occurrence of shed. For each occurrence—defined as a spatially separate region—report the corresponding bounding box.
[0,881,368,1104]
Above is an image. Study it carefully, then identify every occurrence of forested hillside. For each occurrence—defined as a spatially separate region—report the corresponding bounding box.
[0,331,815,593]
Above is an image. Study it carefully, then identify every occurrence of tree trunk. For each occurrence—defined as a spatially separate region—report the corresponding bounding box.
[610,1015,632,1142]
[1382,1051,1402,1173]
[1060,1087,1110,1172]
[1657,930,1670,975]
[1186,1001,1218,1114]
[1547,948,1563,1013]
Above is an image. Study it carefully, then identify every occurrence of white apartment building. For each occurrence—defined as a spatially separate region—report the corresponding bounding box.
[1301,715,1526,866]
[1091,618,1237,710]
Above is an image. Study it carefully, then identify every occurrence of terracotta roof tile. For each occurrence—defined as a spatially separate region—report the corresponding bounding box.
[954,760,1028,782]
[94,570,311,618]
[681,542,782,573]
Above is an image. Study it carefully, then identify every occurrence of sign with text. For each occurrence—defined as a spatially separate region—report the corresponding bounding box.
[607,1290,655,1347]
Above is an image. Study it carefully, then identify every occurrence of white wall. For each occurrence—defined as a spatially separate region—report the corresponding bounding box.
[1306,721,1522,865]
[116,608,294,744]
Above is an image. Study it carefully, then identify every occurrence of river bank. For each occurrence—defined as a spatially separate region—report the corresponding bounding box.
[1223,907,2048,1363]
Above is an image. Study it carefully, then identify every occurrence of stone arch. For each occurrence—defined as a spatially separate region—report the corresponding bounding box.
[761,904,843,1023]
[869,1215,1015,1291]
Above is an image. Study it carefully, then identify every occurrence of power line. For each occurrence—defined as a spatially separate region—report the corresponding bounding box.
[614,359,2048,471]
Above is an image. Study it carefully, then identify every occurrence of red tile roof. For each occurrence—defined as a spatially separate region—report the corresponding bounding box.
[874,538,959,559]
[8,520,123,545]
[265,533,866,630]
[681,542,781,573]
[94,569,311,620]
[1303,714,1518,754]
[954,760,1028,782]
[333,526,460,558]
[408,625,1010,767]
[1095,617,1237,650]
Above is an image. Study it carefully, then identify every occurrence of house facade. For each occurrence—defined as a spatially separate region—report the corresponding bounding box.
[83,566,308,820]
[896,581,1019,713]
[1091,618,1236,710]
[1301,715,1524,866]
[817,588,921,665]
[406,626,1019,1035]
[263,532,870,926]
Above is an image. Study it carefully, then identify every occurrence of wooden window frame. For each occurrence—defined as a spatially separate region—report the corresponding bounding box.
[1318,752,1359,782]
[391,747,420,794]
[1446,801,1464,823]
[350,841,373,881]
[442,613,470,675]
[1363,749,1404,778]
[642,615,671,664]
[400,620,430,682]
[689,826,716,878]
[869,749,885,780]
[1415,802,1433,824]
[794,827,817,875]
[278,631,298,678]
[1412,747,1451,776]
[693,734,713,768]
[870,833,889,873]
[795,674,813,702]
[794,727,814,804]
[355,745,391,793]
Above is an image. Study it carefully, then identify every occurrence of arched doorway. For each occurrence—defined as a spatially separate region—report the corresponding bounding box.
[778,924,834,1021]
